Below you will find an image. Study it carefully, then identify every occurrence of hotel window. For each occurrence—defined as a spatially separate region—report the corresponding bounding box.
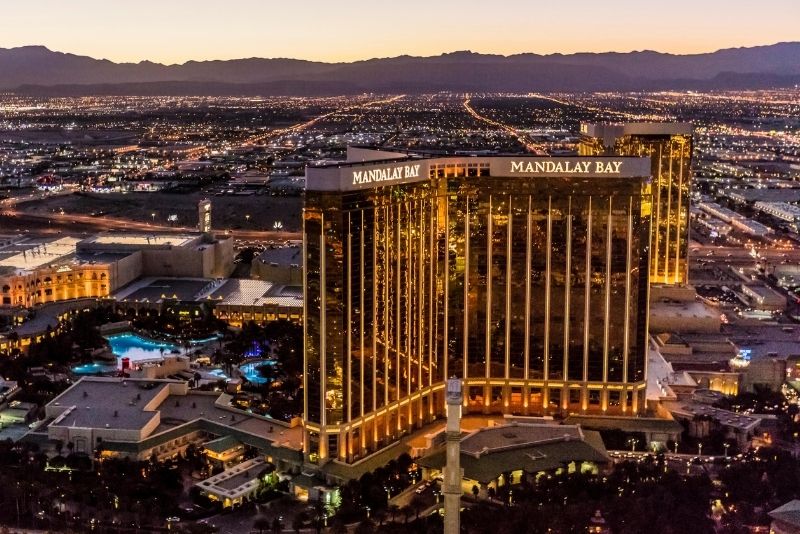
[588,390,601,406]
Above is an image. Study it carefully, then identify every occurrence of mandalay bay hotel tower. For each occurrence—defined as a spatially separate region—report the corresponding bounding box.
[303,146,654,464]
[579,123,693,285]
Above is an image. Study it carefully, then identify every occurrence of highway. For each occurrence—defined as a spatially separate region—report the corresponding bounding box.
[462,96,547,154]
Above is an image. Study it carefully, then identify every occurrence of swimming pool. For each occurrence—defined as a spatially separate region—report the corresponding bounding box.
[72,333,180,374]
[71,362,116,375]
[239,360,276,385]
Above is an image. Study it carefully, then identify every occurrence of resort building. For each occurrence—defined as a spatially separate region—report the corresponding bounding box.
[37,377,304,469]
[0,232,233,310]
[303,147,653,464]
[417,422,609,498]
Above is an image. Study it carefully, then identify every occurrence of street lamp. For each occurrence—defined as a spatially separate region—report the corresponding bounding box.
[723,443,730,458]
[698,443,703,457]
[151,213,156,223]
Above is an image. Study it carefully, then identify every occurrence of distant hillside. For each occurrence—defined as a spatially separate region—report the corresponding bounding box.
[2,43,800,95]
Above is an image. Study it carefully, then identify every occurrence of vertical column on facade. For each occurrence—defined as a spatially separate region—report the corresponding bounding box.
[405,201,412,433]
[563,197,572,413]
[383,205,390,442]
[505,196,512,385]
[393,203,401,437]
[436,194,450,388]
[523,195,532,414]
[417,199,424,425]
[653,145,663,282]
[463,198,469,389]
[360,210,366,452]
[428,196,435,394]
[485,195,493,407]
[318,212,328,461]
[603,198,612,386]
[664,143,674,284]
[346,213,352,435]
[371,207,379,449]
[623,198,633,389]
[675,140,686,284]
[583,197,592,388]
[543,197,552,410]
[302,207,309,450]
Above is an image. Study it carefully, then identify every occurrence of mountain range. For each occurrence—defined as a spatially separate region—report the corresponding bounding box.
[2,43,800,95]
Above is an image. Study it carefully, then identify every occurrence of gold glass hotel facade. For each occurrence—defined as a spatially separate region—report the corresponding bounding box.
[303,148,652,464]
[579,123,693,286]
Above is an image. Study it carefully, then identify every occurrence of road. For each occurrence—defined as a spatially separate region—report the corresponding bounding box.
[0,207,302,241]
[462,96,547,154]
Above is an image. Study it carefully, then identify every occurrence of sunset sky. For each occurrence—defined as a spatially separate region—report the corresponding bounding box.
[2,0,798,64]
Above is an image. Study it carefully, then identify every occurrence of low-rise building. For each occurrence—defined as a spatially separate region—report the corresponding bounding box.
[769,499,800,534]
[251,245,302,285]
[37,377,304,471]
[194,457,274,508]
[417,422,610,498]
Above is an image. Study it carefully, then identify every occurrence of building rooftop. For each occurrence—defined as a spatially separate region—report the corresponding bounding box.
[255,245,302,267]
[44,377,305,462]
[460,423,582,457]
[418,422,609,484]
[81,234,196,248]
[114,277,217,303]
[196,457,266,498]
[209,279,303,308]
[203,435,242,455]
[0,237,80,271]
[48,378,174,431]
[769,500,800,529]
[665,401,761,432]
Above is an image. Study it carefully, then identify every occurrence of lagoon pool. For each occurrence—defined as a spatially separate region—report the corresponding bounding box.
[71,362,116,375]
[105,333,179,364]
[239,360,276,385]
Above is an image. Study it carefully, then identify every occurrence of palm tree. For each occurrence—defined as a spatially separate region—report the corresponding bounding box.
[292,512,307,534]
[388,503,400,522]
[254,517,271,534]
[410,494,426,520]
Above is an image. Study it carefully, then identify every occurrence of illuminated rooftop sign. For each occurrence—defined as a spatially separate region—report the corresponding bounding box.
[305,154,650,192]
[351,163,421,186]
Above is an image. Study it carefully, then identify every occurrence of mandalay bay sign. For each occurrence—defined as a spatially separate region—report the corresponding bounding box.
[351,163,421,185]
[509,159,624,174]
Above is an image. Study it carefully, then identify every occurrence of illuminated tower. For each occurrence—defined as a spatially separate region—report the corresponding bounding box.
[198,199,212,233]
[580,123,692,285]
[443,378,462,534]
[302,151,652,464]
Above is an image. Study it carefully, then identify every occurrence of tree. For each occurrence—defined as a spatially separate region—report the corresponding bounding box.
[355,518,375,534]
[410,493,426,520]
[254,517,271,534]
[292,511,307,534]
[471,484,480,500]
[387,504,400,522]
[178,523,219,534]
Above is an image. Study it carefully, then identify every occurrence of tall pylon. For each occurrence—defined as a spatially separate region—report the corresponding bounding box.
[443,377,462,534]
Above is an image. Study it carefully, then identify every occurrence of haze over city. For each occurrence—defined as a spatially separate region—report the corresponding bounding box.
[2,0,800,63]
